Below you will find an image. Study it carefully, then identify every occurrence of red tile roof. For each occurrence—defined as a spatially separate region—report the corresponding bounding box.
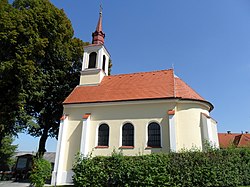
[168,110,175,115]
[175,76,204,100]
[218,133,250,148]
[64,69,212,109]
[82,113,91,119]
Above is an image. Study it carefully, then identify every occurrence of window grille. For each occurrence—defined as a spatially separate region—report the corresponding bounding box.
[148,122,161,147]
[98,124,109,146]
[122,123,134,146]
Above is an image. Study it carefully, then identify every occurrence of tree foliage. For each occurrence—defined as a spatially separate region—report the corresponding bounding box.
[0,0,87,155]
[0,136,17,171]
[0,0,29,148]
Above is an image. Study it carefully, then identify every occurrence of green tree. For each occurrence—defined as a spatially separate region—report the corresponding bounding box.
[0,0,34,148]
[0,0,87,155]
[0,136,17,171]
[1,0,112,156]
[13,0,88,155]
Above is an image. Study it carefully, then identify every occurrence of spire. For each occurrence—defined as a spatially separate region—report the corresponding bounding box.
[92,5,105,45]
[96,5,103,32]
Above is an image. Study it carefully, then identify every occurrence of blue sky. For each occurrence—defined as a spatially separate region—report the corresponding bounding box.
[14,0,250,151]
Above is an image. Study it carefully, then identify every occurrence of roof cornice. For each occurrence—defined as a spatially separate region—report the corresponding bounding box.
[63,97,212,111]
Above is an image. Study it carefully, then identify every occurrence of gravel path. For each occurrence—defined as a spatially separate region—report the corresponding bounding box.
[0,181,30,187]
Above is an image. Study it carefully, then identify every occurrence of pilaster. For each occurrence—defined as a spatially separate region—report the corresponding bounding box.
[51,115,68,185]
[80,113,91,157]
[168,110,177,152]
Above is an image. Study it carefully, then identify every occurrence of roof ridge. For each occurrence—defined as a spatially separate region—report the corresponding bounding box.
[218,133,242,135]
[108,69,173,77]
[173,69,176,97]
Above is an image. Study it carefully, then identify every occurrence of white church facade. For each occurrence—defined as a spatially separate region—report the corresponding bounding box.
[51,9,219,185]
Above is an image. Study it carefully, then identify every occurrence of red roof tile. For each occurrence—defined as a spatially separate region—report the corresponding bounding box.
[175,77,205,101]
[218,133,239,148]
[82,113,91,119]
[237,134,250,147]
[218,133,250,148]
[64,69,211,108]
[168,110,175,115]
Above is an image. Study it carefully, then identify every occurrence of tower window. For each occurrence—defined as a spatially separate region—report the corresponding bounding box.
[102,55,106,72]
[98,124,109,146]
[147,122,161,147]
[88,52,97,68]
[122,123,134,146]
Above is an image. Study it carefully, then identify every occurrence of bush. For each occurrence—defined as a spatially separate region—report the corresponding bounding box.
[73,148,250,187]
[29,157,51,187]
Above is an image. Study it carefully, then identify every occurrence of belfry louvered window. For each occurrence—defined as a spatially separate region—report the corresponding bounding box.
[88,52,97,68]
[122,123,134,146]
[98,124,109,146]
[102,55,106,72]
[147,122,161,147]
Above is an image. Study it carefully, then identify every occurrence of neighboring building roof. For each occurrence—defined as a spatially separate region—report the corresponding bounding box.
[218,133,250,148]
[15,151,35,157]
[14,152,56,163]
[64,69,212,109]
[43,152,56,163]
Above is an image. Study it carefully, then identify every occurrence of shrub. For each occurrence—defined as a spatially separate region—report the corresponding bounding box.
[73,148,250,187]
[29,157,51,187]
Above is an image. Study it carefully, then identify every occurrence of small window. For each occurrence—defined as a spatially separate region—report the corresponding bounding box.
[147,122,161,147]
[88,52,97,68]
[98,124,109,146]
[122,123,134,146]
[102,55,106,72]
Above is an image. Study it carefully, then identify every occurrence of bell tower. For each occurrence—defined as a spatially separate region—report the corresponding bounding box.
[80,6,111,85]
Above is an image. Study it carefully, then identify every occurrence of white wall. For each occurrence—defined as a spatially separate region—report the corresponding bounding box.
[54,99,212,184]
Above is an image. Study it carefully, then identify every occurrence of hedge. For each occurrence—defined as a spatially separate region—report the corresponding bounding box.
[29,157,52,187]
[73,148,250,187]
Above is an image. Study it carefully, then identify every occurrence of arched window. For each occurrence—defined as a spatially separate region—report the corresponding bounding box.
[102,55,106,72]
[122,123,134,146]
[147,122,161,147]
[98,124,109,146]
[88,52,97,68]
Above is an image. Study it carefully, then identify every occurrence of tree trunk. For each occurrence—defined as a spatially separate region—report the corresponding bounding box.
[37,128,49,157]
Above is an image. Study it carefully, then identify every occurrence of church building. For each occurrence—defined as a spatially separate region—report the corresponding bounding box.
[52,9,219,185]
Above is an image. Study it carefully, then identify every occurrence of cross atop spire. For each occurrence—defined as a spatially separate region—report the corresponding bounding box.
[100,4,103,15]
[92,5,105,45]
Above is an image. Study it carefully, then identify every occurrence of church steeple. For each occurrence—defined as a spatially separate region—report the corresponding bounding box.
[80,5,111,86]
[92,5,105,45]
